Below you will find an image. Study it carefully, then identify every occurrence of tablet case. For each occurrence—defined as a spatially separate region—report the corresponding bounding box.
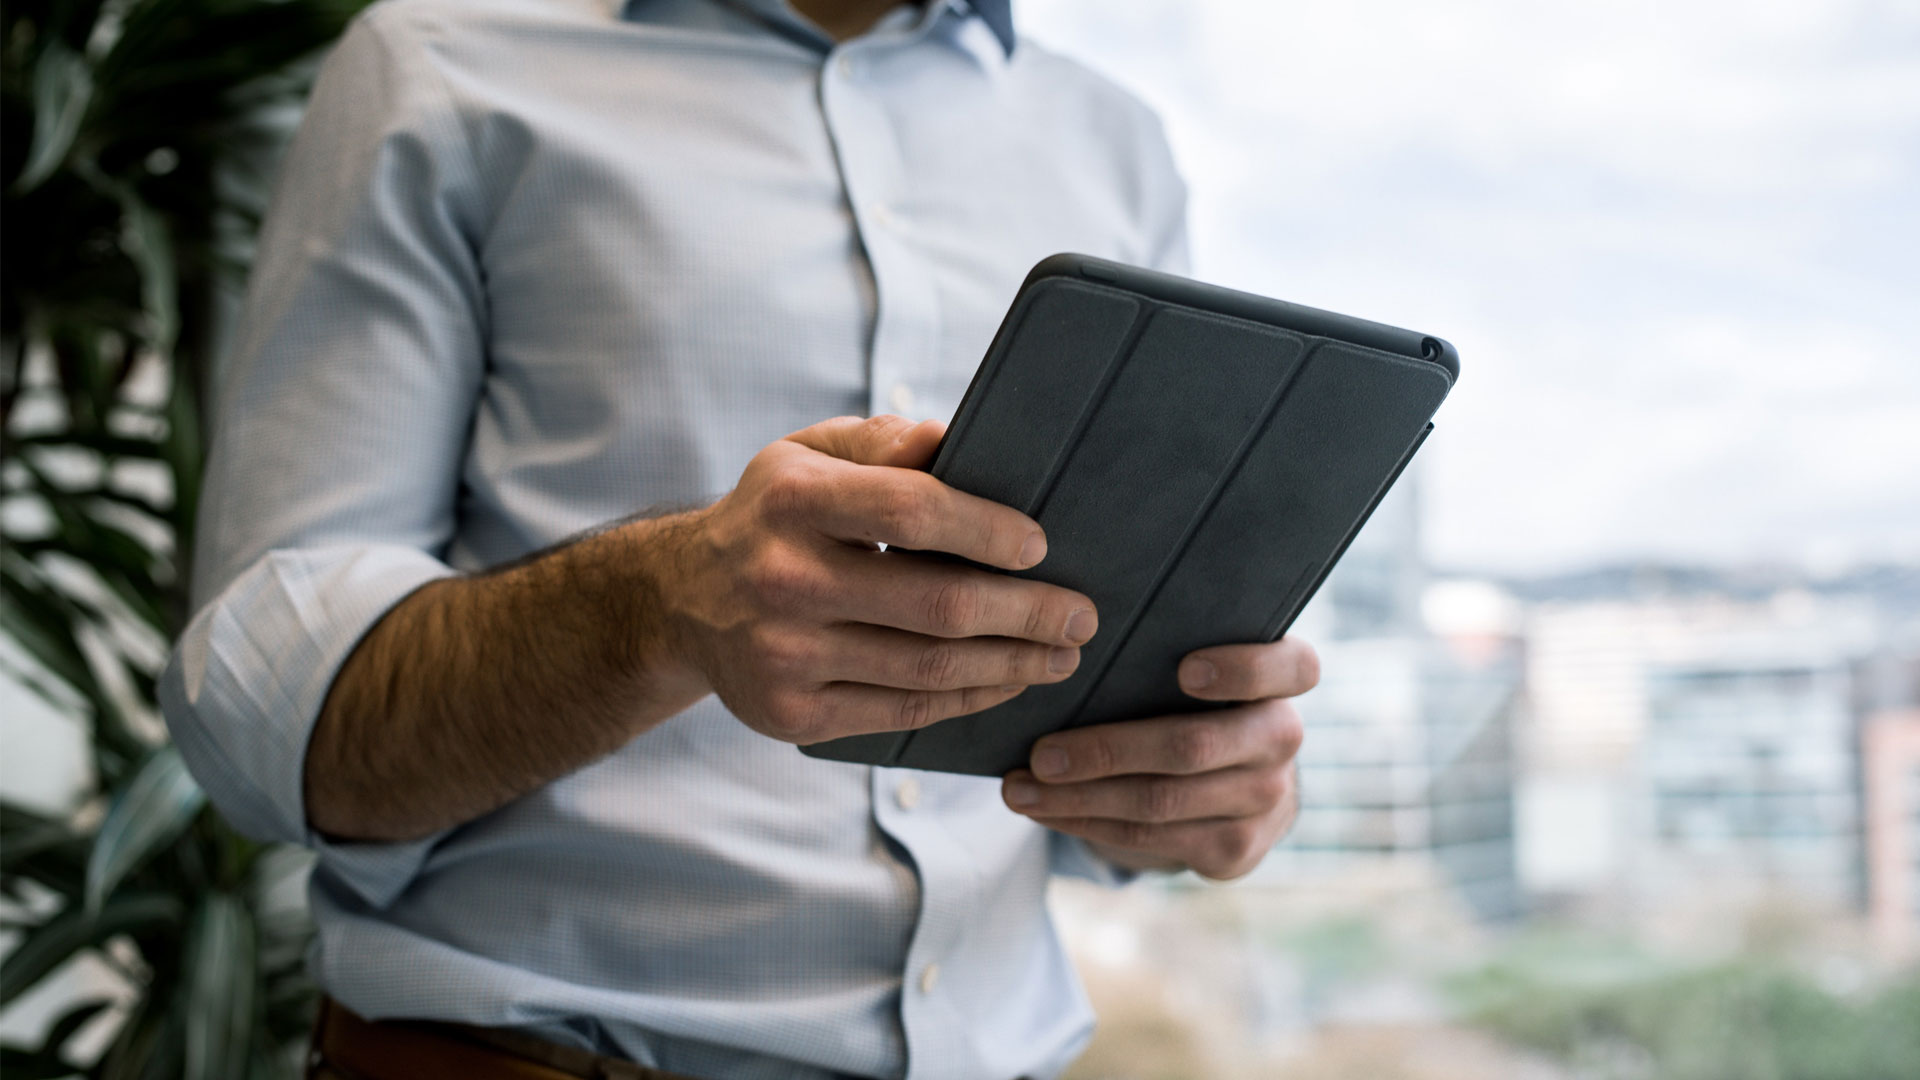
[803,254,1458,777]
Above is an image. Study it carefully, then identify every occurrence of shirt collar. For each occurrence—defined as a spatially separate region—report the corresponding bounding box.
[964,0,1015,56]
[632,1,1016,58]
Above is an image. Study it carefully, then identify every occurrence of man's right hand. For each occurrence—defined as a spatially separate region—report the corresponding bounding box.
[309,413,1093,841]
[655,414,1098,745]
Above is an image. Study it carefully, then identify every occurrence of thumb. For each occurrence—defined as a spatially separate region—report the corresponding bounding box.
[788,414,947,469]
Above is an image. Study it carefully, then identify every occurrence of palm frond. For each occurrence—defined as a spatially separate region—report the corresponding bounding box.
[1,0,370,1072]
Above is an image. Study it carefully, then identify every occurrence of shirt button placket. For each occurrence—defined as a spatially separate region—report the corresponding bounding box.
[831,26,965,1071]
[895,775,922,811]
[820,40,939,426]
[869,765,974,1079]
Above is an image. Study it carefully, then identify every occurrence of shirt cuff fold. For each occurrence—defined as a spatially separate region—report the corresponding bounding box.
[161,543,457,909]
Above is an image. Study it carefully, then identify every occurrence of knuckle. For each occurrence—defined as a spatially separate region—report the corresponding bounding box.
[1168,723,1220,773]
[1020,591,1054,642]
[747,548,817,609]
[1009,642,1044,683]
[1199,842,1242,880]
[1141,779,1185,823]
[1249,767,1289,811]
[924,578,982,635]
[752,627,813,677]
[982,515,1020,565]
[1114,820,1157,851]
[960,683,1016,716]
[761,690,818,742]
[892,692,939,732]
[760,466,821,523]
[879,481,935,541]
[1223,820,1265,865]
[1082,735,1119,780]
[914,642,965,690]
[866,414,913,440]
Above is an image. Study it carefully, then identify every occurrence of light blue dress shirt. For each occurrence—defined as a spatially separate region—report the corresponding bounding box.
[159,0,1189,1076]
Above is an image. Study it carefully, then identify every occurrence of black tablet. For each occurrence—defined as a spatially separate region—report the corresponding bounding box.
[803,254,1459,776]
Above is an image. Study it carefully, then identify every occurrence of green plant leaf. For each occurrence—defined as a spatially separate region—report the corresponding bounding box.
[0,654,90,721]
[117,189,180,357]
[10,431,169,459]
[97,998,178,1080]
[0,812,89,901]
[184,893,257,1080]
[15,40,95,194]
[0,892,182,1008]
[0,800,61,838]
[86,746,205,914]
[0,557,103,707]
[40,493,164,591]
[39,996,114,1056]
[163,358,203,563]
[2,1,373,1071]
[0,1044,82,1080]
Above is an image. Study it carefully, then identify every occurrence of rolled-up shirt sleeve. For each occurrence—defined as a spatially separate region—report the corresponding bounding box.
[158,8,486,910]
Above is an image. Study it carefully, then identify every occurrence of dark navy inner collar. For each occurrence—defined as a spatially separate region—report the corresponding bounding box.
[628,1,1016,58]
[967,0,1014,55]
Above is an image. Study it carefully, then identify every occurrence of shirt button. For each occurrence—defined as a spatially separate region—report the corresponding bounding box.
[868,201,895,229]
[888,382,915,415]
[919,962,941,993]
[894,776,922,811]
[837,54,859,78]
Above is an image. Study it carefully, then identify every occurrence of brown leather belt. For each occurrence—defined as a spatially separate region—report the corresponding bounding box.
[307,997,702,1080]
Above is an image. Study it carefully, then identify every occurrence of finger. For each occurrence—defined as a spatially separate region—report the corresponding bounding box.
[1027,699,1303,782]
[790,682,1026,742]
[825,624,1079,691]
[1177,636,1320,702]
[1002,764,1285,824]
[1026,814,1276,882]
[787,414,948,470]
[808,463,1048,571]
[779,418,1041,570]
[824,547,1097,646]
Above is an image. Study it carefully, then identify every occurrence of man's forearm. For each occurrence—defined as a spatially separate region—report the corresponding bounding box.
[305,514,712,842]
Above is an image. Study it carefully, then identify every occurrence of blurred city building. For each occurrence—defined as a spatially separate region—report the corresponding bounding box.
[1241,478,1920,937]
[1864,708,1920,960]
[1512,567,1920,922]
[1636,594,1878,910]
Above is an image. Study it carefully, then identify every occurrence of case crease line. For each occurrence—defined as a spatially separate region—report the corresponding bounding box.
[1056,339,1325,730]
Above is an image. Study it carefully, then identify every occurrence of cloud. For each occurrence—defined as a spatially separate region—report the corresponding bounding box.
[1021,0,1920,571]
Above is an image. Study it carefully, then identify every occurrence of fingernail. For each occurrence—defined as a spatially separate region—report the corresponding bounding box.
[1180,658,1217,692]
[999,684,1023,693]
[1048,646,1077,675]
[1034,746,1069,779]
[1005,780,1041,808]
[1064,608,1097,645]
[1019,532,1047,568]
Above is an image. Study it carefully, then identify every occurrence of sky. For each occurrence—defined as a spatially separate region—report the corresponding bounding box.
[1020,0,1920,575]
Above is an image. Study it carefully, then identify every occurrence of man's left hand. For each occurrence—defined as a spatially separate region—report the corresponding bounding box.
[1001,636,1315,881]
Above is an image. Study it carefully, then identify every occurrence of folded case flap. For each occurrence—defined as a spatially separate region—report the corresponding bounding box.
[803,268,1454,775]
